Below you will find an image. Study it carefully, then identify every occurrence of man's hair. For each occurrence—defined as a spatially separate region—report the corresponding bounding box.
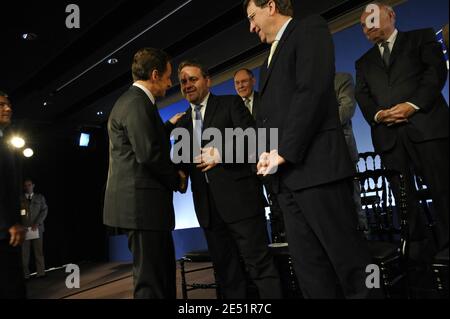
[0,90,9,98]
[24,178,34,184]
[364,2,395,14]
[243,0,294,17]
[178,60,210,78]
[234,68,254,79]
[132,48,170,82]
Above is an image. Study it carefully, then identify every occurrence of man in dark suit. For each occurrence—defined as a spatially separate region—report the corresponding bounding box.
[356,3,449,259]
[335,73,368,232]
[245,0,376,298]
[103,48,185,299]
[172,60,282,299]
[0,90,26,299]
[234,68,286,243]
[234,68,261,119]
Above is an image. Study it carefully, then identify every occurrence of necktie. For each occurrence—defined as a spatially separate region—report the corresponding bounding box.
[381,41,391,68]
[193,104,210,183]
[267,40,279,67]
[244,98,252,114]
[194,105,203,147]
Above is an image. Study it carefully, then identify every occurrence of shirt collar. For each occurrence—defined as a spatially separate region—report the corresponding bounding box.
[243,91,255,103]
[378,29,398,47]
[274,18,293,42]
[133,83,156,105]
[190,93,211,110]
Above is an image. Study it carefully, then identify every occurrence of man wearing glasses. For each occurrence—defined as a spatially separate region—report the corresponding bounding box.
[244,0,378,298]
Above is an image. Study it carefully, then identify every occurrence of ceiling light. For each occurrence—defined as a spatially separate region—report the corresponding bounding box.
[21,33,38,41]
[23,148,34,158]
[107,58,119,65]
[10,136,25,149]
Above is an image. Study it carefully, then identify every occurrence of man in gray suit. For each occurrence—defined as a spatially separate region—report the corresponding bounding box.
[21,178,48,279]
[334,73,368,232]
[103,48,185,299]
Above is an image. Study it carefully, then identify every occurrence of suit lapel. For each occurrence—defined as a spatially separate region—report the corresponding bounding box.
[252,91,260,119]
[389,31,405,68]
[181,106,193,134]
[367,45,385,70]
[203,94,219,130]
[260,20,297,94]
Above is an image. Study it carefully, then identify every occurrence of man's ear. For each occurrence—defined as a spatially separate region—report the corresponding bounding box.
[206,77,212,89]
[268,0,277,15]
[150,69,159,81]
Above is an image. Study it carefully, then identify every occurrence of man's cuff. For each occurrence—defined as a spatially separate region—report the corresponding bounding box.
[374,110,383,123]
[406,102,420,111]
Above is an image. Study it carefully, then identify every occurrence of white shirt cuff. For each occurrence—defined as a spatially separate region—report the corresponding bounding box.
[406,102,420,110]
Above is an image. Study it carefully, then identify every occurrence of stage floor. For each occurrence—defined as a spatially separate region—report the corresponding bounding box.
[26,261,217,299]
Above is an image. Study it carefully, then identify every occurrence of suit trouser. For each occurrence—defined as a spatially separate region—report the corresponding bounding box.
[125,229,176,299]
[380,129,449,259]
[277,179,381,299]
[0,239,26,299]
[203,187,282,299]
[22,236,45,277]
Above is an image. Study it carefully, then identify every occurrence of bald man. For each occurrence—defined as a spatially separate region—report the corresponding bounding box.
[356,3,449,261]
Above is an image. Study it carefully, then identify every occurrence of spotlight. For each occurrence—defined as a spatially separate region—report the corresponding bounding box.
[10,136,25,149]
[21,33,38,41]
[23,148,34,158]
[107,58,119,65]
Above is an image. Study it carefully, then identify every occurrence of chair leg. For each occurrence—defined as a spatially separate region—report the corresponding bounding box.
[180,259,188,299]
[212,268,222,299]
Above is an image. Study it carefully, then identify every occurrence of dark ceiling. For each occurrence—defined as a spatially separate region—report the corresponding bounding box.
[1,0,369,142]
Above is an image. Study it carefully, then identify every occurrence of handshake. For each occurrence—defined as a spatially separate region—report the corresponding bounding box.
[177,170,188,194]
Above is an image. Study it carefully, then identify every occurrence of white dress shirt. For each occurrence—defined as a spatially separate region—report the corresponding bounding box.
[374,29,419,122]
[268,18,293,67]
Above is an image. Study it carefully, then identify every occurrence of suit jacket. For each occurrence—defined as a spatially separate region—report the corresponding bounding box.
[173,94,267,227]
[258,16,354,192]
[0,134,20,240]
[103,86,179,231]
[252,91,261,120]
[335,73,359,163]
[355,28,449,154]
[20,193,48,233]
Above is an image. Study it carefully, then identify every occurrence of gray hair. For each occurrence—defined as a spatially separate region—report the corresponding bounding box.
[364,2,395,14]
